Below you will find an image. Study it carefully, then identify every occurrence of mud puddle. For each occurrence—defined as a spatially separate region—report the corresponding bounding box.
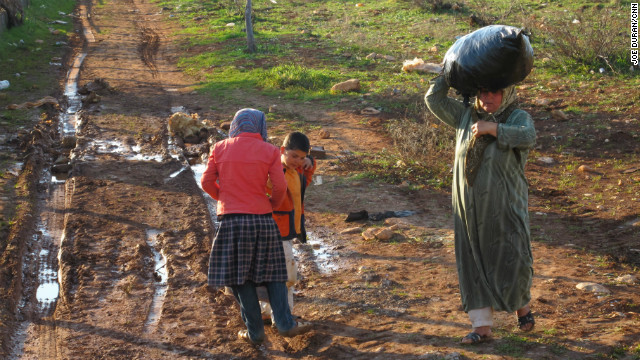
[143,229,168,333]
[190,163,219,226]
[78,139,168,162]
[1,160,23,177]
[295,231,341,275]
[60,52,86,136]
[10,168,68,359]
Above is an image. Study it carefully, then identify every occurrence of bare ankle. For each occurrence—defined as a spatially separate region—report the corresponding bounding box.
[516,305,531,317]
[473,326,492,336]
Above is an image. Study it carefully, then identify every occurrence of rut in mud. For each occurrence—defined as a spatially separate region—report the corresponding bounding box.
[9,174,67,359]
[138,27,159,77]
[8,0,220,357]
[7,4,95,357]
[6,0,343,357]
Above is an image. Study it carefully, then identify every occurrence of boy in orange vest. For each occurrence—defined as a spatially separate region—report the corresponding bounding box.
[259,132,316,322]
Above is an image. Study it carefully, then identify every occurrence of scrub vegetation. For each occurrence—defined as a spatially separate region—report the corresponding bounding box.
[152,0,638,188]
[154,0,637,95]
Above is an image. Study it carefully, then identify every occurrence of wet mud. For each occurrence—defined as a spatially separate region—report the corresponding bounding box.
[1,0,639,358]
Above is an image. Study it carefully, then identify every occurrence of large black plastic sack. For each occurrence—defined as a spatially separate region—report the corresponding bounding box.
[443,25,533,97]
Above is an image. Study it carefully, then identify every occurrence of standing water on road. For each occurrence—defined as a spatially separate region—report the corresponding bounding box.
[191,163,218,226]
[295,231,340,274]
[143,229,169,333]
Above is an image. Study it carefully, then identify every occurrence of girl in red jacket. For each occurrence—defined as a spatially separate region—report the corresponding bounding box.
[201,109,311,345]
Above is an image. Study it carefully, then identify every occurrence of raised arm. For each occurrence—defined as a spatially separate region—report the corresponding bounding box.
[425,75,467,128]
[302,155,317,187]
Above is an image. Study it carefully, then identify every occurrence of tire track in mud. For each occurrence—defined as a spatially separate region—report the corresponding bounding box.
[32,180,67,360]
[8,1,96,357]
[8,179,67,360]
[13,0,229,356]
[9,0,178,357]
[78,3,96,43]
[124,0,162,77]
[137,26,160,77]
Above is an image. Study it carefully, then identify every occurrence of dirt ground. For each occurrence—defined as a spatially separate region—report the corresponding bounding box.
[0,0,639,358]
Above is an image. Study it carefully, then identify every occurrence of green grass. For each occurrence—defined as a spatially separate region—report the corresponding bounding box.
[142,0,640,188]
[258,64,339,97]
[0,0,74,257]
[495,333,533,357]
[153,0,640,111]
[0,0,75,127]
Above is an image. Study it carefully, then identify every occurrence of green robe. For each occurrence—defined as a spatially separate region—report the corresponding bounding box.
[425,76,536,312]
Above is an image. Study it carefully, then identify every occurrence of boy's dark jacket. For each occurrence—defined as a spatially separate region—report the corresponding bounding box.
[272,156,316,243]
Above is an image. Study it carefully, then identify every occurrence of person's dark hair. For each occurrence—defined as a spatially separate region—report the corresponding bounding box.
[282,132,310,153]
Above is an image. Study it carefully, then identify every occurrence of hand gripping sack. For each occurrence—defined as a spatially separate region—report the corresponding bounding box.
[443,25,533,98]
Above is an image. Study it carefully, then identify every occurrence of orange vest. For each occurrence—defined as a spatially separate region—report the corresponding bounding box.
[273,157,316,242]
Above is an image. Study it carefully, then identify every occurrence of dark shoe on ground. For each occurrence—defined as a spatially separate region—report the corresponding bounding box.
[461,332,491,344]
[238,330,264,345]
[518,310,536,331]
[517,310,535,332]
[278,321,312,338]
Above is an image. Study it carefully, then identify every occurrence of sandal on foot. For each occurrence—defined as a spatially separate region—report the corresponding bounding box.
[517,310,535,332]
[238,330,264,345]
[461,332,491,344]
[279,321,312,338]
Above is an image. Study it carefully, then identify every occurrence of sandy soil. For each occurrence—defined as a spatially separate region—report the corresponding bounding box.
[0,0,639,358]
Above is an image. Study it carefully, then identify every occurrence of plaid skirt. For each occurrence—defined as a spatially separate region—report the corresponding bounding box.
[208,213,288,287]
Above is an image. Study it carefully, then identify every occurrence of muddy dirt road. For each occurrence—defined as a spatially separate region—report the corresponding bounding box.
[1,0,639,358]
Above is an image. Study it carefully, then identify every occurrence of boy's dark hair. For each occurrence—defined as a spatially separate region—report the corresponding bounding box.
[282,132,310,153]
